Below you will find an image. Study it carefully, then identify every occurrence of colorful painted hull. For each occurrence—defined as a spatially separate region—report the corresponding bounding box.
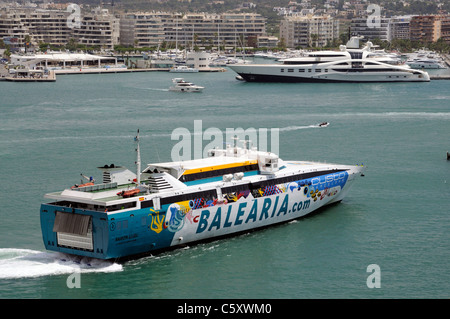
[40,169,360,260]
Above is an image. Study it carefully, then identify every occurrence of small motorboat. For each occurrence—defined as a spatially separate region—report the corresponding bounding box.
[169,65,199,73]
[318,122,329,127]
[169,78,204,92]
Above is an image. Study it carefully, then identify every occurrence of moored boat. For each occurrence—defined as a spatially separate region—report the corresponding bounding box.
[229,37,430,83]
[169,65,199,73]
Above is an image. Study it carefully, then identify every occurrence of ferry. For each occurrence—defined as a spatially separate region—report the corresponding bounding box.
[40,131,365,260]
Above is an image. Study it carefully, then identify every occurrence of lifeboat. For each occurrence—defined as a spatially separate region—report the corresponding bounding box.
[71,182,94,189]
[117,188,140,198]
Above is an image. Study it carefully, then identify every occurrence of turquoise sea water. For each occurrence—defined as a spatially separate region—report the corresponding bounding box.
[0,64,449,299]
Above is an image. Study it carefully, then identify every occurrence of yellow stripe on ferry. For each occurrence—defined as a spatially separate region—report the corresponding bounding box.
[182,160,258,175]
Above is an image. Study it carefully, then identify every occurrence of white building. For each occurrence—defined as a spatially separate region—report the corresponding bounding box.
[0,8,119,50]
[280,15,339,48]
[120,12,266,49]
[389,15,414,40]
[73,9,120,50]
[350,17,391,42]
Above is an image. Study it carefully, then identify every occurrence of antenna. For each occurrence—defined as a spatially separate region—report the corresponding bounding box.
[134,129,141,185]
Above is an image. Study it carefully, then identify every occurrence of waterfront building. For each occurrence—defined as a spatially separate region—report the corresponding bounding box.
[279,15,339,48]
[257,36,279,48]
[73,9,120,50]
[410,15,445,43]
[119,12,266,49]
[350,17,391,42]
[441,16,450,44]
[0,11,29,48]
[389,15,413,40]
[120,12,171,48]
[165,13,266,49]
[10,52,119,70]
[0,8,118,50]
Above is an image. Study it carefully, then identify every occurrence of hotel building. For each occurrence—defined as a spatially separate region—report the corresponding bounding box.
[0,8,119,50]
[279,15,339,48]
[120,12,266,49]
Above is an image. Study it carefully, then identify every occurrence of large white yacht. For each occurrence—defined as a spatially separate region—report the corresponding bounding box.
[406,50,447,69]
[229,37,430,83]
[406,58,446,69]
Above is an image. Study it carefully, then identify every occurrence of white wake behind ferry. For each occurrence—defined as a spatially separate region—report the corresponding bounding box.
[40,131,365,260]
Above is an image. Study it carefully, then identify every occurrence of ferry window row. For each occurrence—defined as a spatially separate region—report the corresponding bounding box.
[141,169,347,210]
[52,200,136,212]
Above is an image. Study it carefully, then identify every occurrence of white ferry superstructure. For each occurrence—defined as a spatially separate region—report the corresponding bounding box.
[40,131,365,260]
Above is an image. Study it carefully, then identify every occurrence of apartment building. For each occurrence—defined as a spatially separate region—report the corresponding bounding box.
[0,11,30,47]
[350,17,391,41]
[441,16,450,44]
[389,16,413,40]
[0,8,119,50]
[279,15,339,48]
[18,10,71,46]
[410,15,444,43]
[257,36,279,48]
[120,12,171,47]
[74,9,120,50]
[120,12,266,49]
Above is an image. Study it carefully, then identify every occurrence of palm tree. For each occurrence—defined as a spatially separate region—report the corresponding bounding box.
[24,34,31,53]
[309,34,319,48]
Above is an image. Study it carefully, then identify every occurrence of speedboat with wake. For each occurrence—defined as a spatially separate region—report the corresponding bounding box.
[169,78,204,92]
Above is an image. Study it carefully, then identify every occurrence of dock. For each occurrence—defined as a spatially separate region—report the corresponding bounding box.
[4,70,56,82]
[430,75,450,80]
[54,67,169,75]
[0,65,226,81]
[54,67,226,75]
[442,54,450,68]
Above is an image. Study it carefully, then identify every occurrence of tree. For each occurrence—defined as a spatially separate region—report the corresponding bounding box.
[309,34,319,48]
[66,38,78,52]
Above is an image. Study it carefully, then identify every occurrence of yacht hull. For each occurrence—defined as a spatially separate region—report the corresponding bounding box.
[229,64,430,83]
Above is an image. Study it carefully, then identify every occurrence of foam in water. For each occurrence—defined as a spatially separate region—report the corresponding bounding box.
[0,248,122,279]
